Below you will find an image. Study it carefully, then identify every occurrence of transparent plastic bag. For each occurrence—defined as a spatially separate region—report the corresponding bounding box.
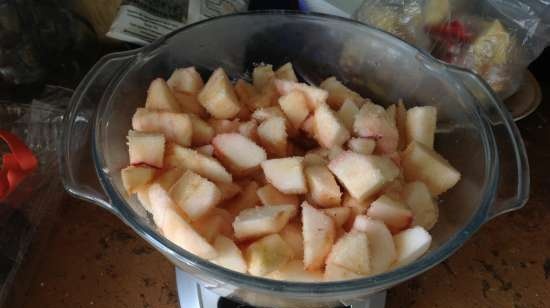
[355,0,550,98]
[0,86,70,307]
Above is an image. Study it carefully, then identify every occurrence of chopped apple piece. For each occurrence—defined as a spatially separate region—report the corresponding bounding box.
[342,193,372,215]
[170,170,222,221]
[402,181,439,230]
[278,90,310,129]
[354,101,398,154]
[135,185,152,212]
[302,202,335,270]
[313,104,350,149]
[132,108,192,146]
[196,144,214,156]
[148,183,177,228]
[257,117,288,156]
[303,151,328,166]
[386,104,396,125]
[127,130,165,168]
[327,231,370,275]
[274,79,328,110]
[322,207,351,228]
[121,165,156,193]
[352,216,396,274]
[301,115,315,137]
[305,165,341,208]
[145,78,181,112]
[217,181,242,201]
[270,260,323,282]
[337,99,359,131]
[275,62,298,82]
[167,66,204,94]
[320,76,363,109]
[213,133,267,172]
[406,106,437,148]
[246,234,294,276]
[224,181,260,215]
[155,168,184,191]
[348,138,376,155]
[148,184,217,259]
[233,204,297,240]
[172,92,207,117]
[393,226,432,268]
[342,194,374,230]
[198,68,241,119]
[279,223,304,259]
[165,144,232,183]
[193,213,227,243]
[257,184,299,206]
[189,114,214,145]
[261,157,307,194]
[234,79,259,108]
[382,178,404,201]
[396,100,407,150]
[324,262,363,281]
[366,195,413,234]
[401,141,461,195]
[328,147,343,161]
[253,64,275,90]
[328,151,400,201]
[251,106,286,122]
[208,118,240,135]
[238,119,259,141]
[212,235,247,273]
[248,83,279,110]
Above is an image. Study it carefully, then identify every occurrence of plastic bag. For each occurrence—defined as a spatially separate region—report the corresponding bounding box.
[0,86,70,307]
[355,0,550,98]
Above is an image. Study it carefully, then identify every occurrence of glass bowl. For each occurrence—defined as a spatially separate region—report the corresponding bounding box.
[60,11,529,308]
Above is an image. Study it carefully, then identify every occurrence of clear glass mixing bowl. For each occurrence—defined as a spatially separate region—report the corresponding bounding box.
[60,11,529,308]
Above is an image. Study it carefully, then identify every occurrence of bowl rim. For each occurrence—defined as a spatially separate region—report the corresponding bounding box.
[93,10,500,295]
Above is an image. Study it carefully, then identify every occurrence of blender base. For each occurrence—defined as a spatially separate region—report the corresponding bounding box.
[176,268,386,308]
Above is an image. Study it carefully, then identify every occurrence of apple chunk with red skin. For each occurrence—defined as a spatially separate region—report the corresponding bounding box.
[121,165,156,193]
[232,204,297,240]
[145,78,181,112]
[401,141,461,196]
[197,68,241,119]
[212,133,267,173]
[352,216,396,274]
[132,108,192,147]
[393,226,432,268]
[304,165,341,208]
[354,101,398,154]
[313,104,350,149]
[147,183,217,259]
[366,194,413,234]
[261,157,307,194]
[328,151,399,201]
[320,76,363,109]
[127,130,165,168]
[302,202,335,271]
[169,170,222,221]
[165,144,232,183]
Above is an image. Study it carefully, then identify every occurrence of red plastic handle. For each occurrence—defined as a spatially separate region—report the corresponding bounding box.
[0,130,38,201]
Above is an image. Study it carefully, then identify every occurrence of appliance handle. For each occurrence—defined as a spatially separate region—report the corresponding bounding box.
[59,50,139,216]
[447,66,530,221]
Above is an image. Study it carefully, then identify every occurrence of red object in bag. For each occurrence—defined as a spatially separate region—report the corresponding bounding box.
[0,130,38,201]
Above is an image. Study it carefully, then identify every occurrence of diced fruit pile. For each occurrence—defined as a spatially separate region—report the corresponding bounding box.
[121,63,461,282]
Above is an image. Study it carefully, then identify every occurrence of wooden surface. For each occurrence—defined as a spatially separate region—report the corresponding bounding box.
[16,70,550,308]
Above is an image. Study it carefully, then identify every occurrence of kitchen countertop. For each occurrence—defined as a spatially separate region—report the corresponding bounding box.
[13,68,550,308]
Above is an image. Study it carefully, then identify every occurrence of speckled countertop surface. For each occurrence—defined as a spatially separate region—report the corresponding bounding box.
[12,68,550,308]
